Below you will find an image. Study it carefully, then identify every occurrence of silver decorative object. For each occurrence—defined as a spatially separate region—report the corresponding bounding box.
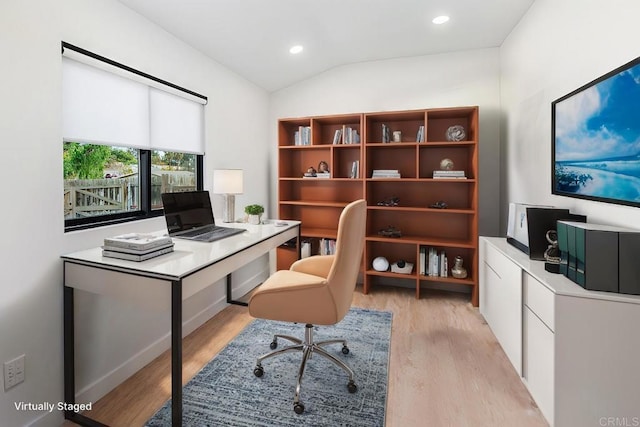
[544,230,561,264]
[439,158,454,170]
[446,125,466,142]
[451,256,468,279]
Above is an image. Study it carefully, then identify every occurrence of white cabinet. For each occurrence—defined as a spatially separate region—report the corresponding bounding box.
[479,237,640,427]
[479,238,522,374]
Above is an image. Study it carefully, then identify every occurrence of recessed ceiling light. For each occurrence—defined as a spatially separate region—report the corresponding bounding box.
[289,45,304,55]
[432,15,450,25]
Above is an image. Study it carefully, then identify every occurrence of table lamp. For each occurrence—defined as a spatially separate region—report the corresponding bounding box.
[213,169,243,222]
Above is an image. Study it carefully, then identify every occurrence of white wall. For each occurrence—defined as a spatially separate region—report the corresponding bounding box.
[0,1,269,426]
[501,0,640,229]
[269,48,503,237]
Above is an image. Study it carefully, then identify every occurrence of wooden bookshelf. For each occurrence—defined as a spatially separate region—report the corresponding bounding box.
[276,113,364,270]
[277,107,479,306]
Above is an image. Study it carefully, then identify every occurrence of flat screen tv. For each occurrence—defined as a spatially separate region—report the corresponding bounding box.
[552,56,640,207]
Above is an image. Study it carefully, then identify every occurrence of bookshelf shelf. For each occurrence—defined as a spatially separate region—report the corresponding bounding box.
[280,200,349,208]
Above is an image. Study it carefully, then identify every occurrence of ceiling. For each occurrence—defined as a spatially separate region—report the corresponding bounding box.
[118,0,535,92]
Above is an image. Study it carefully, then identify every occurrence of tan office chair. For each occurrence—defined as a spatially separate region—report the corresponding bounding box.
[248,199,366,414]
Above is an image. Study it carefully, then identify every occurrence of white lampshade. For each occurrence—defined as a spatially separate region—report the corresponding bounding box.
[213,169,243,194]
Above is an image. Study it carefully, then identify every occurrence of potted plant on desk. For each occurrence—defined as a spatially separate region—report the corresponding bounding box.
[244,204,264,225]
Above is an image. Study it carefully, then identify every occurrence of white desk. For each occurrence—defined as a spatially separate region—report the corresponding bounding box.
[61,221,300,427]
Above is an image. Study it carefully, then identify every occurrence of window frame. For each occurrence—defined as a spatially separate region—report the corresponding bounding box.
[64,152,203,232]
[61,41,207,232]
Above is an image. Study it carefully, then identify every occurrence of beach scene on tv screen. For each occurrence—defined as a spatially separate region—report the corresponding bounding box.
[554,61,640,204]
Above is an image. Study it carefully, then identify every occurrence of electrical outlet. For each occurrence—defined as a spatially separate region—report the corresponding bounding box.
[14,355,25,385]
[3,355,25,391]
[3,360,15,390]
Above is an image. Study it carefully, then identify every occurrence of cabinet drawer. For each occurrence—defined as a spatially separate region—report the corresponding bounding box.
[523,306,555,425]
[523,273,555,331]
[485,242,508,276]
[480,241,523,375]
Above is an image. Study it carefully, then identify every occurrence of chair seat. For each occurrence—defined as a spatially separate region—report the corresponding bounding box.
[249,270,339,325]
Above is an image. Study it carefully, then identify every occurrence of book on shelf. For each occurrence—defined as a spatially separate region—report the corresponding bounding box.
[421,246,449,277]
[294,126,311,146]
[102,242,174,255]
[381,124,390,143]
[341,125,360,144]
[332,129,342,144]
[102,245,174,262]
[350,160,360,178]
[319,238,336,255]
[103,233,173,251]
[303,172,331,178]
[372,169,401,178]
[441,252,448,278]
[433,170,465,176]
[301,241,312,258]
[416,125,425,143]
[433,170,466,179]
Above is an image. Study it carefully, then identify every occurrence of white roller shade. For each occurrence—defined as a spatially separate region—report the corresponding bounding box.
[62,46,207,106]
[62,45,206,154]
[150,88,204,154]
[62,57,150,148]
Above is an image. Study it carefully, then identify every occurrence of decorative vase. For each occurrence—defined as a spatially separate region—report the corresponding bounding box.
[451,256,468,279]
[248,214,261,225]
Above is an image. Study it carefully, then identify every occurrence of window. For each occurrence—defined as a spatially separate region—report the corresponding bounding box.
[61,42,207,231]
[64,143,140,220]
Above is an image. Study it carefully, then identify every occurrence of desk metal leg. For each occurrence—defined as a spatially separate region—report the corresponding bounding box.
[171,280,182,427]
[63,285,75,418]
[63,284,108,427]
[226,274,249,306]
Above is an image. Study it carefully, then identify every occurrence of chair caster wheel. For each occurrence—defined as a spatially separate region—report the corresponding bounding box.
[294,402,305,414]
[253,366,264,377]
[341,345,350,355]
[347,381,357,393]
[270,340,278,350]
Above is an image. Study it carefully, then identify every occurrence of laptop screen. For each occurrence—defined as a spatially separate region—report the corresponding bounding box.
[161,191,215,234]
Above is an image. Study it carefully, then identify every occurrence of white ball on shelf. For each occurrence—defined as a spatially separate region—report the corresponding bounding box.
[372,256,389,272]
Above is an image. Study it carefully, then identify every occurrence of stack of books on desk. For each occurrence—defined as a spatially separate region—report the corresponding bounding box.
[433,170,466,179]
[102,233,174,261]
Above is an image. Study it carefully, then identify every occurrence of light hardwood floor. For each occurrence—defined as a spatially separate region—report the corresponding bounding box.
[64,287,548,426]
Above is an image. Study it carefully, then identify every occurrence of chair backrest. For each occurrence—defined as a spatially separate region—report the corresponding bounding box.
[325,199,366,320]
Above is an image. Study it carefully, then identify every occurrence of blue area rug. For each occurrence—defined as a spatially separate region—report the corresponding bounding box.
[146,307,392,426]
